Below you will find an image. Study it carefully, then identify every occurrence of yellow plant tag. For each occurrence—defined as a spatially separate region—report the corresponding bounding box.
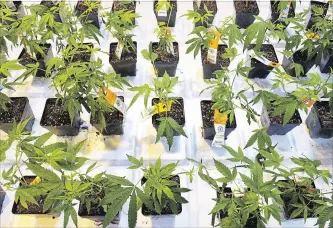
[153,100,174,114]
[306,32,320,40]
[30,177,41,185]
[268,62,281,67]
[214,110,228,125]
[100,88,127,114]
[299,96,316,108]
[207,30,220,64]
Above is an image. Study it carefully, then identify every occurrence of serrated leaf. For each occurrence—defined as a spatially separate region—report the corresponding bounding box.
[128,191,137,228]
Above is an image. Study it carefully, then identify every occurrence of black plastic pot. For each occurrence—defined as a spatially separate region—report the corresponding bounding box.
[261,107,302,136]
[234,0,260,29]
[40,98,81,136]
[153,42,179,77]
[306,101,333,138]
[306,1,329,29]
[90,96,124,136]
[40,0,61,22]
[248,44,278,79]
[0,97,35,133]
[152,98,185,137]
[0,186,5,215]
[201,45,230,79]
[109,42,137,77]
[18,43,52,77]
[270,0,295,25]
[193,0,217,28]
[75,0,101,29]
[282,50,316,77]
[154,0,177,27]
[200,100,236,140]
[78,203,120,224]
[141,175,182,216]
[320,52,333,74]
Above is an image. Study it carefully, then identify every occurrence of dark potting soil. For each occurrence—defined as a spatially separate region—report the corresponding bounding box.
[278,180,317,219]
[152,98,185,126]
[0,97,27,123]
[141,175,182,216]
[270,1,295,20]
[269,109,302,125]
[152,43,179,63]
[19,44,50,65]
[14,176,47,214]
[315,101,333,128]
[154,0,177,13]
[90,97,124,125]
[40,0,58,9]
[40,99,72,127]
[68,45,92,63]
[78,184,106,216]
[248,44,278,65]
[201,45,230,66]
[193,0,217,14]
[109,43,137,63]
[112,0,136,11]
[201,101,236,128]
[293,50,314,66]
[234,0,259,14]
[76,0,98,14]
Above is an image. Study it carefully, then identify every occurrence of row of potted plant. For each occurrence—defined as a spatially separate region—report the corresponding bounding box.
[1,120,332,228]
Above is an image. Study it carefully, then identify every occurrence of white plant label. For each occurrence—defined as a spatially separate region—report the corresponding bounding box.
[260,108,270,128]
[114,97,127,115]
[207,48,218,64]
[196,0,201,8]
[6,1,16,10]
[167,41,175,55]
[115,42,124,60]
[326,2,333,20]
[157,0,168,17]
[212,124,225,147]
[248,50,280,68]
[279,2,291,21]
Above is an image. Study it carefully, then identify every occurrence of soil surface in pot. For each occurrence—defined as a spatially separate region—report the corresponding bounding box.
[201,45,230,66]
[201,101,236,128]
[315,101,333,128]
[19,44,50,65]
[141,175,182,216]
[249,44,278,65]
[40,0,58,9]
[234,0,259,14]
[109,43,137,63]
[152,43,179,63]
[14,176,47,214]
[152,98,185,126]
[69,45,92,63]
[270,1,295,20]
[154,0,177,12]
[278,180,317,219]
[269,109,302,125]
[293,50,314,66]
[0,97,27,123]
[90,97,124,125]
[193,0,217,13]
[78,183,106,216]
[40,99,72,127]
[76,0,98,14]
[112,0,136,11]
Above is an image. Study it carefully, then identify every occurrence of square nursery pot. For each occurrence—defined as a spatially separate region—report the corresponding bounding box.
[152,98,185,137]
[40,0,61,22]
[154,0,177,27]
[270,0,295,25]
[0,97,35,133]
[306,101,333,138]
[282,50,316,77]
[12,176,58,217]
[152,42,179,77]
[112,1,136,25]
[248,44,278,79]
[40,98,81,136]
[90,96,124,135]
[18,43,53,77]
[214,187,258,227]
[3,1,22,25]
[278,180,318,220]
[75,0,101,29]
[320,49,333,73]
[109,42,137,77]
[141,175,182,216]
[200,100,236,140]
[66,43,93,63]
[0,186,5,214]
[234,0,260,29]
[261,107,302,136]
[306,1,329,29]
[201,45,230,79]
[193,0,217,28]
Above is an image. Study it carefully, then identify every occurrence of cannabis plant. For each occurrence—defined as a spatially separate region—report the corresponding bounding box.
[153,23,175,58]
[182,4,214,27]
[128,58,187,149]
